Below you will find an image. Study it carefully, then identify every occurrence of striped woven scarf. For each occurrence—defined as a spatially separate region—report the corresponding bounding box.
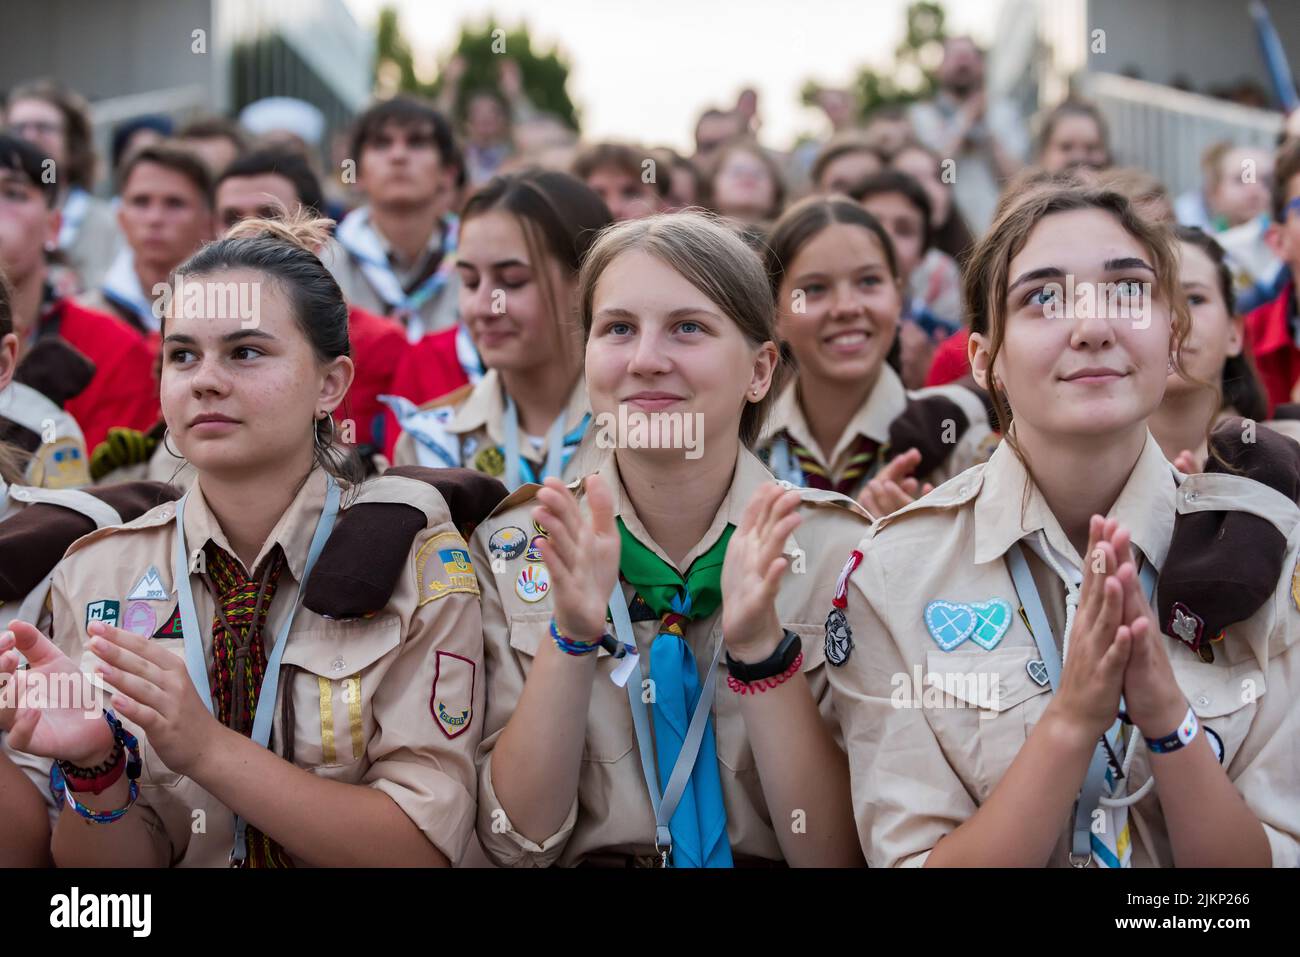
[204,543,293,868]
[787,432,880,496]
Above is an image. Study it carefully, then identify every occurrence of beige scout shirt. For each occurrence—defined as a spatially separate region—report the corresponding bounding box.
[830,430,1300,867]
[756,364,998,498]
[469,447,874,866]
[392,369,598,484]
[38,468,484,866]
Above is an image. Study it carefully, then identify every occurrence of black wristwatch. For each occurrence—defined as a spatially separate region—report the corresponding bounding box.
[725,630,802,683]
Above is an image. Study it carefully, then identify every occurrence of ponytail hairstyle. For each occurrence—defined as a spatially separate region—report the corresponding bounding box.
[0,268,32,485]
[165,207,365,485]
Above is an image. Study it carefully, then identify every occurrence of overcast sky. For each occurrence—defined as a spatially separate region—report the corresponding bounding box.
[343,0,1006,151]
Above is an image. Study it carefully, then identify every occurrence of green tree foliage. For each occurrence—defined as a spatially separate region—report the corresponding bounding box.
[374,8,580,131]
[801,1,948,120]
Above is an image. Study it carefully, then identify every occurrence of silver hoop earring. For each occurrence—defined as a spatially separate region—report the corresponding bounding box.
[314,413,336,449]
[162,428,182,458]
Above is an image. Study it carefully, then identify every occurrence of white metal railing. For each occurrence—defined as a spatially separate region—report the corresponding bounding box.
[1079,72,1284,198]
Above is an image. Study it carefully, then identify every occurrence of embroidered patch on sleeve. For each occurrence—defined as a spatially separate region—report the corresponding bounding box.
[415,531,481,606]
[431,650,476,739]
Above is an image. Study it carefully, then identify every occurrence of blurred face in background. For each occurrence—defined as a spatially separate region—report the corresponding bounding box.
[891,145,951,228]
[861,190,925,283]
[0,167,57,286]
[117,161,213,272]
[817,148,882,195]
[358,120,443,209]
[1211,147,1273,227]
[1041,113,1109,173]
[216,173,301,234]
[712,147,777,222]
[584,164,662,222]
[939,38,984,97]
[467,93,508,148]
[6,98,65,171]
[1168,238,1240,401]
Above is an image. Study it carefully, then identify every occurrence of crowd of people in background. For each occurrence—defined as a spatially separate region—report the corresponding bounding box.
[2,33,1300,870]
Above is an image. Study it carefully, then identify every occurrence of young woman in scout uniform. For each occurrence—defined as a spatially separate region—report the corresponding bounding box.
[830,183,1300,867]
[757,196,996,518]
[0,214,484,867]
[386,169,612,490]
[471,211,873,868]
[1151,225,1296,470]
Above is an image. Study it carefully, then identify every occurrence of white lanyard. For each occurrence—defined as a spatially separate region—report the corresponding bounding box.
[501,394,569,492]
[172,475,340,863]
[607,582,724,866]
[1006,538,1156,866]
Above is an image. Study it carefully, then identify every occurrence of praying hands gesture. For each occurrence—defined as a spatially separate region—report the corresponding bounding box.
[721,482,802,662]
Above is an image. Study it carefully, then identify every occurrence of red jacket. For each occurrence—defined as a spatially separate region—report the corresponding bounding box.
[339,306,409,448]
[924,328,971,388]
[1243,281,1297,416]
[379,326,472,460]
[45,298,160,451]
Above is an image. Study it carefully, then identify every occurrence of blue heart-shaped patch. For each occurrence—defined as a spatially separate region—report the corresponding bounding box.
[925,600,976,651]
[969,599,1011,650]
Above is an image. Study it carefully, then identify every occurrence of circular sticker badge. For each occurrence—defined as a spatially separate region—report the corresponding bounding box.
[515,564,551,603]
[123,601,157,638]
[488,526,528,562]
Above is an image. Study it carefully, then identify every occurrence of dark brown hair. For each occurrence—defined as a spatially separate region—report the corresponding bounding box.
[848,169,934,252]
[1271,137,1300,223]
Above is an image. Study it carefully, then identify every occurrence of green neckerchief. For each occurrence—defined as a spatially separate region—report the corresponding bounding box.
[616,517,734,621]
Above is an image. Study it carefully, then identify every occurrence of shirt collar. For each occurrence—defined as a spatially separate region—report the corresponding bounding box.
[596,446,799,574]
[184,468,329,582]
[451,369,590,445]
[764,364,905,465]
[972,429,1176,572]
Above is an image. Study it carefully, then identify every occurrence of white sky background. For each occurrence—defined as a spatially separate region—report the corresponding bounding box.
[343,0,1006,151]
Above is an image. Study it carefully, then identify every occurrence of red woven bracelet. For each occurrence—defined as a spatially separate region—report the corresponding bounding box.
[727,652,804,695]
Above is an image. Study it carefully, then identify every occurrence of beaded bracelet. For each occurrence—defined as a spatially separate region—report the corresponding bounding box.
[727,652,804,695]
[549,618,603,656]
[49,711,142,824]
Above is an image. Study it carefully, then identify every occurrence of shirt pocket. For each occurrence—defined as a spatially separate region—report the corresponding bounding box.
[279,616,402,778]
[923,646,1051,802]
[715,621,827,774]
[507,611,636,765]
[1170,650,1265,770]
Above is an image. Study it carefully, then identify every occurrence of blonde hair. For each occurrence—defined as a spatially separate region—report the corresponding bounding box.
[576,211,782,448]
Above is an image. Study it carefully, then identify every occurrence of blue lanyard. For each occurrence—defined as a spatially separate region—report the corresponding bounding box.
[501,394,573,492]
[172,474,341,863]
[1005,542,1156,866]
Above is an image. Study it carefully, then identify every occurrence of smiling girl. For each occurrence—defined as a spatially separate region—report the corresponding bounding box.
[386,170,611,490]
[758,196,995,518]
[0,214,484,867]
[470,212,871,867]
[830,184,1300,867]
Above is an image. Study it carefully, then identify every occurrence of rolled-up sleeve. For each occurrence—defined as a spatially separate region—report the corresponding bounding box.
[363,526,484,866]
